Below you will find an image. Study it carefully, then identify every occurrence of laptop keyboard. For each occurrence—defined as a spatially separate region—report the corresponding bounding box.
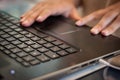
[0,11,78,67]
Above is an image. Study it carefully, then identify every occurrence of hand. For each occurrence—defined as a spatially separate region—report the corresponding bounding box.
[20,0,81,27]
[76,2,120,36]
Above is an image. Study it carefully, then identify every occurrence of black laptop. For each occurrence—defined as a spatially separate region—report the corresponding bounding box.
[0,10,120,80]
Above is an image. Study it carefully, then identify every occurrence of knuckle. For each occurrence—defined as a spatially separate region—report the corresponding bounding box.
[44,9,51,14]
[93,13,100,19]
[30,13,38,18]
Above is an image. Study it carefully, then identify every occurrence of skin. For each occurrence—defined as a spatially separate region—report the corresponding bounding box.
[76,2,120,36]
[20,0,81,27]
[20,0,120,36]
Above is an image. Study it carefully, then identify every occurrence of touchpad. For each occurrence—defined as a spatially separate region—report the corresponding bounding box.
[51,23,80,35]
[39,20,81,35]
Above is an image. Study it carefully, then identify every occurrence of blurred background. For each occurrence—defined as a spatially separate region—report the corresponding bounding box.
[0,0,40,17]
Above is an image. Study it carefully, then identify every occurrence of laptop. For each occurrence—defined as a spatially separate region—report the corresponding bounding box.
[0,10,120,80]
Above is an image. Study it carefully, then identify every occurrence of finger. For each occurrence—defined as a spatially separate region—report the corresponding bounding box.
[76,9,108,26]
[21,6,39,19]
[36,9,52,22]
[69,8,81,21]
[21,12,40,27]
[20,7,44,27]
[20,7,40,22]
[20,3,44,21]
[90,9,120,34]
[101,15,120,36]
[21,2,43,18]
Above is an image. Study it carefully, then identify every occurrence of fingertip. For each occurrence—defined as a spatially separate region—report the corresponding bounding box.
[90,28,99,35]
[75,20,83,26]
[101,30,110,36]
[36,16,43,22]
[20,20,31,27]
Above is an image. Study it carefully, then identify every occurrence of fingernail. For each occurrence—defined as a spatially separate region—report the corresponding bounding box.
[102,30,110,36]
[91,28,99,34]
[75,21,83,26]
[21,20,30,27]
[37,16,43,22]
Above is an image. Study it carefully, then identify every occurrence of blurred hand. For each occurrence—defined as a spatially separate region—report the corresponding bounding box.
[76,2,120,36]
[20,0,81,27]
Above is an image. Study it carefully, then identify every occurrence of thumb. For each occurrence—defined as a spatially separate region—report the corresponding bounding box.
[69,8,81,21]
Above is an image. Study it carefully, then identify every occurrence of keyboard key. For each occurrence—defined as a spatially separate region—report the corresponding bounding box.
[37,39,47,44]
[5,23,13,26]
[30,60,40,65]
[25,33,34,38]
[9,31,18,35]
[0,41,10,45]
[22,62,30,67]
[66,48,77,53]
[50,46,61,52]
[20,31,29,35]
[0,38,4,42]
[10,25,18,29]
[45,51,59,59]
[16,23,20,26]
[16,58,23,63]
[6,37,16,41]
[30,50,41,56]
[23,46,34,52]
[1,34,10,38]
[5,44,16,49]
[17,43,28,48]
[19,37,29,41]
[0,25,7,29]
[4,28,13,32]
[12,19,19,24]
[0,46,5,51]
[4,50,11,55]
[43,43,54,48]
[31,43,42,49]
[23,55,35,62]
[37,54,50,62]
[14,34,23,38]
[25,40,35,45]
[59,44,70,49]
[57,51,69,56]
[9,54,17,58]
[11,48,21,53]
[14,28,23,32]
[37,47,49,53]
[52,40,63,45]
[0,31,6,35]
[44,37,56,42]
[31,36,40,41]
[12,40,22,45]
[16,52,28,57]
[1,20,8,24]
